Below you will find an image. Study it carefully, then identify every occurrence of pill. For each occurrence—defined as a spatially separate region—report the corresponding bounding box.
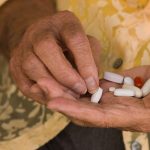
[114,89,135,97]
[113,58,123,69]
[109,87,116,92]
[124,77,134,85]
[134,76,143,88]
[141,79,150,97]
[104,72,124,84]
[91,87,103,103]
[122,84,142,98]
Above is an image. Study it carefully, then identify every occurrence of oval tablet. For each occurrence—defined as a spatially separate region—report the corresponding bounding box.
[122,84,142,98]
[104,72,124,84]
[109,87,116,92]
[91,87,103,103]
[141,79,150,97]
[114,89,135,97]
[124,77,134,85]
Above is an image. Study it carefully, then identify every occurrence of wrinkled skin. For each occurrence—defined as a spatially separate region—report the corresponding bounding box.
[47,66,150,132]
[9,11,100,104]
[9,9,150,132]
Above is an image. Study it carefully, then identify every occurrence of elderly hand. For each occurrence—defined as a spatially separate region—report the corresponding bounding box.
[9,11,100,104]
[47,66,150,132]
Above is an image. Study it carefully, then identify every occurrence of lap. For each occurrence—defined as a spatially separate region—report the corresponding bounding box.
[39,123,125,150]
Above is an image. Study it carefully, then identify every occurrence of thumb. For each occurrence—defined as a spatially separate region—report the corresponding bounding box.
[47,97,108,128]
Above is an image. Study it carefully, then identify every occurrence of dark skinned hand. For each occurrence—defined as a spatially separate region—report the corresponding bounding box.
[47,66,150,132]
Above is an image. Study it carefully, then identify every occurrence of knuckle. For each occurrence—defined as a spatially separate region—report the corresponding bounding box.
[59,11,84,38]
[62,23,84,39]
[22,56,36,72]
[26,19,54,45]
[34,39,58,56]
[32,32,53,48]
[65,35,90,55]
[69,33,87,47]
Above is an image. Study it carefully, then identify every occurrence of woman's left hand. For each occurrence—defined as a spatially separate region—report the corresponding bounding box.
[47,66,150,132]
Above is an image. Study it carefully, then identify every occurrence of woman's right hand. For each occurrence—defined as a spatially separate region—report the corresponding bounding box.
[9,11,101,104]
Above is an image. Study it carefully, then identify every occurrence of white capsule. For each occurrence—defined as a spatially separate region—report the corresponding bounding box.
[91,87,103,103]
[104,72,124,84]
[122,84,142,98]
[124,77,134,85]
[109,87,116,92]
[114,89,135,97]
[141,79,150,97]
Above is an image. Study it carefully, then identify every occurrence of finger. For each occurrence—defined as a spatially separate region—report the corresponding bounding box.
[9,58,46,103]
[123,65,150,81]
[9,58,33,96]
[21,51,79,99]
[33,36,87,95]
[22,51,50,81]
[87,35,101,69]
[37,77,78,100]
[60,13,99,93]
[62,34,102,72]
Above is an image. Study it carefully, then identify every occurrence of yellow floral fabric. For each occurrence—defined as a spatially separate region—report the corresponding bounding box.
[57,0,150,150]
[57,0,150,76]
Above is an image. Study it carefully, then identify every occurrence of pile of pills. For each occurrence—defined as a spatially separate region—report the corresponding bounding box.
[91,71,150,103]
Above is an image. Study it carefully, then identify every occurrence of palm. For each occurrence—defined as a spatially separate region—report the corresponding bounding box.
[48,66,150,132]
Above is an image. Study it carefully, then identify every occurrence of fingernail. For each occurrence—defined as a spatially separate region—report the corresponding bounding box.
[85,77,98,94]
[73,82,87,94]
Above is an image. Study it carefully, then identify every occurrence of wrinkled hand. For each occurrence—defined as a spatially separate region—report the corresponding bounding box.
[9,11,100,104]
[47,66,150,132]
